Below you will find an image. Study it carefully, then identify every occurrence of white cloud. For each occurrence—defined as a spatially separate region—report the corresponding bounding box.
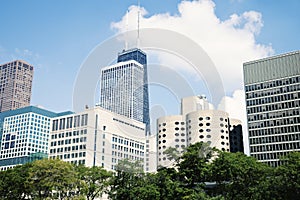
[112,0,273,93]
[112,0,274,153]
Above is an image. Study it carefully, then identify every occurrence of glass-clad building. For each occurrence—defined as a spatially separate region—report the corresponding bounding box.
[117,48,150,135]
[244,51,300,167]
[100,60,144,123]
[0,106,72,170]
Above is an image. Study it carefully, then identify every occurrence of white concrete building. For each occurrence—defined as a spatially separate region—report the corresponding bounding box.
[157,115,186,167]
[157,96,242,168]
[186,110,230,151]
[49,106,156,172]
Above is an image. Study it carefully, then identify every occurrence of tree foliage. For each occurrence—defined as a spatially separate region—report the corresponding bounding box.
[0,143,299,200]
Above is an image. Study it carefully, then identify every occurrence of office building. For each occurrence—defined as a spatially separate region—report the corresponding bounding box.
[0,60,34,113]
[49,106,156,172]
[244,51,300,167]
[229,119,244,153]
[100,60,144,123]
[0,106,72,171]
[157,96,242,168]
[100,48,150,135]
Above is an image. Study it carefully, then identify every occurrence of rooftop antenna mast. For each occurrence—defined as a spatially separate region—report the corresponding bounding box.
[137,0,140,48]
[125,9,129,50]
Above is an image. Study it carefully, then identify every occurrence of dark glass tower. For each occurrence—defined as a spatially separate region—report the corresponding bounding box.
[117,48,150,135]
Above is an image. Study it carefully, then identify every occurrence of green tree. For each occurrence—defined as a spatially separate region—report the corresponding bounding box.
[28,158,78,199]
[271,152,300,200]
[108,158,160,200]
[76,165,112,200]
[0,163,33,200]
[177,142,215,188]
[209,151,272,199]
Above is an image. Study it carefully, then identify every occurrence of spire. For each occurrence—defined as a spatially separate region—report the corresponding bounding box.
[137,0,140,48]
[125,9,129,50]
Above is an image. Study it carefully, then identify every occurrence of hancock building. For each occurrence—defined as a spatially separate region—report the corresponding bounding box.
[100,48,150,135]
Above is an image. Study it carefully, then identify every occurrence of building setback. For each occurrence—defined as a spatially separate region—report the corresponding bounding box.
[0,60,33,113]
[244,50,300,167]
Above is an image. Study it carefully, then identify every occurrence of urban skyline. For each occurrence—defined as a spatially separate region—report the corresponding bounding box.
[0,0,299,157]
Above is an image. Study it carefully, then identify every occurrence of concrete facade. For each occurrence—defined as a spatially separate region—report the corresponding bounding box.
[244,51,300,167]
[0,60,33,113]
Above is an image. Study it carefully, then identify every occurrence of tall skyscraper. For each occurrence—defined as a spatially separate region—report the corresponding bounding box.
[100,60,144,122]
[0,60,33,113]
[117,48,150,134]
[244,51,300,167]
[100,48,150,134]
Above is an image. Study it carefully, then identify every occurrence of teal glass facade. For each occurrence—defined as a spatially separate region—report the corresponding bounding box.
[0,106,73,170]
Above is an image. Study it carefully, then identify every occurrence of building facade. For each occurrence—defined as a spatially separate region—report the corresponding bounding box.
[186,110,230,151]
[157,96,242,168]
[49,106,156,172]
[0,60,34,113]
[244,51,300,167]
[100,60,144,123]
[117,48,150,135]
[0,106,71,171]
[229,119,244,153]
[157,115,185,167]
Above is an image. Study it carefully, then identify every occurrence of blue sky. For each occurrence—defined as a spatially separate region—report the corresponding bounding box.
[0,0,299,113]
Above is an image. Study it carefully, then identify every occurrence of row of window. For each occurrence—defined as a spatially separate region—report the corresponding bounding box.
[250,142,300,153]
[52,114,88,131]
[51,129,87,139]
[112,135,144,150]
[111,144,144,156]
[50,144,87,154]
[250,133,300,145]
[247,100,300,114]
[247,92,300,106]
[50,137,87,147]
[248,116,300,129]
[248,108,299,122]
[246,85,300,100]
[50,152,86,160]
[245,76,300,92]
[249,125,300,137]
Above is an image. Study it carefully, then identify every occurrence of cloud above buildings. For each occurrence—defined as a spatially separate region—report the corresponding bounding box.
[112,0,274,92]
[111,0,274,154]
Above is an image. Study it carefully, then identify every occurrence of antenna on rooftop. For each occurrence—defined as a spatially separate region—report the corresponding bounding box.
[125,9,129,50]
[137,0,140,48]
